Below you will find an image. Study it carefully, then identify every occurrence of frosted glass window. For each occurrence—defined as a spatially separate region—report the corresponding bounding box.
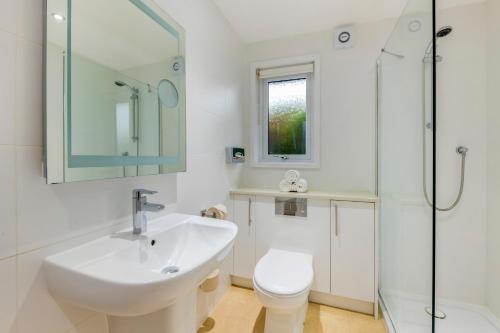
[268,78,307,155]
[259,71,314,163]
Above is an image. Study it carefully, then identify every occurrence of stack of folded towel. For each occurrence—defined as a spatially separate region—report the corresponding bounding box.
[279,170,308,193]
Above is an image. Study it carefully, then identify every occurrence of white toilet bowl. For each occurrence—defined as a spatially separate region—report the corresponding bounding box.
[253,249,314,333]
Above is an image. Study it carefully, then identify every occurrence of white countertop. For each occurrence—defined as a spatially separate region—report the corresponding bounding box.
[230,188,378,203]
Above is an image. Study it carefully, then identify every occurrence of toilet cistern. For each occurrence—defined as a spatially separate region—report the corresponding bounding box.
[132,189,165,235]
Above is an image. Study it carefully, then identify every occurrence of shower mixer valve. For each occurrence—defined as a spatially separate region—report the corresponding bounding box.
[456,146,468,155]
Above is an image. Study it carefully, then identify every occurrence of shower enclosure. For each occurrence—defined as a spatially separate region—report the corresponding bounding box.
[377,0,435,330]
[377,0,500,332]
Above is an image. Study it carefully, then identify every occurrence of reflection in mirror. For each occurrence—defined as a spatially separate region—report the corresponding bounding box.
[44,0,186,183]
[158,79,179,108]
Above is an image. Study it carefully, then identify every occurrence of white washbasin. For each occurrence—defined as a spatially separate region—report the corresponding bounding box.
[43,213,237,316]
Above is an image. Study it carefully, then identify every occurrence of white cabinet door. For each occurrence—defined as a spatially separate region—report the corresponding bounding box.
[331,201,375,302]
[232,194,256,279]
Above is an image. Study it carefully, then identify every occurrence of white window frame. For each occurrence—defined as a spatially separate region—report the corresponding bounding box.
[250,55,320,168]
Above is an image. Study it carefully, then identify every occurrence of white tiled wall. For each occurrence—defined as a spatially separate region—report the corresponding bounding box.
[486,0,500,320]
[0,145,16,258]
[155,0,245,326]
[0,258,16,333]
[0,0,245,332]
[240,19,396,193]
[159,0,245,215]
[0,1,181,332]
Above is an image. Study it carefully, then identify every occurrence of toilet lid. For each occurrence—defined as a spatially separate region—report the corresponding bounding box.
[254,249,313,296]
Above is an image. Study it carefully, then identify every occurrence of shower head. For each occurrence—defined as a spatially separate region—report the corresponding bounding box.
[436,26,453,38]
[423,25,453,62]
[115,80,135,90]
[114,80,139,95]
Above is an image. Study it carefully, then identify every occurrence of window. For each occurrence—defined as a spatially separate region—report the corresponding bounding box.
[263,75,309,159]
[251,56,320,167]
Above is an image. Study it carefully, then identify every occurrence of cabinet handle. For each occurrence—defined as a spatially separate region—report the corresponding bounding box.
[248,197,252,227]
[335,204,339,237]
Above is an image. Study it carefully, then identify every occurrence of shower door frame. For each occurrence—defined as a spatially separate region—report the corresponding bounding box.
[375,0,438,331]
[431,0,437,331]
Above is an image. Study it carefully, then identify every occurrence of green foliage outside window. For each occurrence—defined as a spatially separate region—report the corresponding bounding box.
[267,78,307,155]
[268,108,306,154]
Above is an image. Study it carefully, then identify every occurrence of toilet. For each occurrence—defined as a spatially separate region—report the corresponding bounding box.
[253,249,314,333]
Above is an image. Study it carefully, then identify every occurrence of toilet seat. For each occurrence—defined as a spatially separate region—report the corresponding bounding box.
[254,249,313,297]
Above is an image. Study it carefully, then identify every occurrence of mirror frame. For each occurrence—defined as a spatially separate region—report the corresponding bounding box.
[43,0,186,183]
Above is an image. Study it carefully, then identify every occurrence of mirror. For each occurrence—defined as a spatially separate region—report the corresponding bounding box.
[158,79,179,108]
[44,0,186,183]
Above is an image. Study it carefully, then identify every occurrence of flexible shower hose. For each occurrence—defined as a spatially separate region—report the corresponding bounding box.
[422,142,466,211]
[422,63,467,212]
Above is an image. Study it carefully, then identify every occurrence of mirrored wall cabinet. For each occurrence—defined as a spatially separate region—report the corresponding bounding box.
[44,0,186,184]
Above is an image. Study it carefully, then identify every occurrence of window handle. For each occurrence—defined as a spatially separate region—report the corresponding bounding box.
[273,155,289,160]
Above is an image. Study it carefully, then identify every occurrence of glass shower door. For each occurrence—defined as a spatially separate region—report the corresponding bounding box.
[377,0,436,332]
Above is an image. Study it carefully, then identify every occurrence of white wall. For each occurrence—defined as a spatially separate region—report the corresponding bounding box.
[154,0,246,323]
[486,0,500,320]
[0,0,244,332]
[434,3,488,305]
[241,18,397,193]
[159,0,245,216]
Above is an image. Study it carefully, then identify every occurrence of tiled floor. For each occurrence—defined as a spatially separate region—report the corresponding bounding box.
[199,286,388,333]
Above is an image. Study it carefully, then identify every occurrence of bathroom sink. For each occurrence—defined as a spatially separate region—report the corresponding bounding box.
[43,214,237,316]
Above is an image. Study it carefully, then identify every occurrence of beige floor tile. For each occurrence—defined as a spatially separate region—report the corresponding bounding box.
[199,286,387,333]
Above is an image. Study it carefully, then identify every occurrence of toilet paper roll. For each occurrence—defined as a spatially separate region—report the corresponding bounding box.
[199,269,219,293]
[206,204,228,220]
[213,204,228,216]
[284,170,300,184]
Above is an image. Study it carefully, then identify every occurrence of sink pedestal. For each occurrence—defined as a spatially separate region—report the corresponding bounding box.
[107,289,197,333]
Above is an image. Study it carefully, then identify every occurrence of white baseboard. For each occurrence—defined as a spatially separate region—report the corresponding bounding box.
[231,275,375,316]
[309,291,374,315]
[231,275,254,289]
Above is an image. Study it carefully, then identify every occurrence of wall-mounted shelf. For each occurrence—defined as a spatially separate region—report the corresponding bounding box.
[229,188,378,203]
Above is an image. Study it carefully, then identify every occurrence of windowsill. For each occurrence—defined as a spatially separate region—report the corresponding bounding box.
[251,161,320,169]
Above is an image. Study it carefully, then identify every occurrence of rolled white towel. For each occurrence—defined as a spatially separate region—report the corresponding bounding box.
[279,179,291,192]
[284,170,300,184]
[296,178,308,193]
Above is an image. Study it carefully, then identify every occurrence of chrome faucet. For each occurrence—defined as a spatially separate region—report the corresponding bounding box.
[132,189,165,235]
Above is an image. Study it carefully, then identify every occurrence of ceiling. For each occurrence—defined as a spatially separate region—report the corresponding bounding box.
[212,0,485,44]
